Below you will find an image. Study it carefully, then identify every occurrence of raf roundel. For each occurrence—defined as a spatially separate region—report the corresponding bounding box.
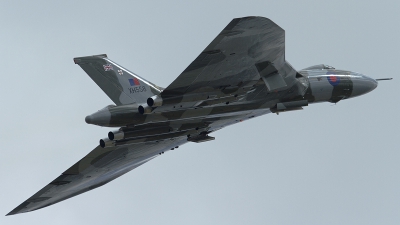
[327,75,340,86]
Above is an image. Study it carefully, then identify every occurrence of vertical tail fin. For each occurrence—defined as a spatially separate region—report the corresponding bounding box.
[74,54,162,105]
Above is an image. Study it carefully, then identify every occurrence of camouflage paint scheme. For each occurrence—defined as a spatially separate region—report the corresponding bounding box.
[8,16,381,215]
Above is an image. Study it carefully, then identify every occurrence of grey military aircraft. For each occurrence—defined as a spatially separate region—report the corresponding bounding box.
[8,16,392,215]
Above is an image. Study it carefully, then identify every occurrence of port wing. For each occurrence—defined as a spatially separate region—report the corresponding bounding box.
[7,137,186,215]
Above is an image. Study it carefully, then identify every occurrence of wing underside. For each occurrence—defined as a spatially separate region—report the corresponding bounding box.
[161,16,297,100]
[7,138,187,215]
[7,106,273,216]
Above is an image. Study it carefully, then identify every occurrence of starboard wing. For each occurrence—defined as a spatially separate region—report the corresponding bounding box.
[161,16,298,99]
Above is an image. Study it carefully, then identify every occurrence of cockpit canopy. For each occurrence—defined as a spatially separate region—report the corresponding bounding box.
[302,64,335,70]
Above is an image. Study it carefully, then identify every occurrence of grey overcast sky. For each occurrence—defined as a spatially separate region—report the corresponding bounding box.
[1,0,399,224]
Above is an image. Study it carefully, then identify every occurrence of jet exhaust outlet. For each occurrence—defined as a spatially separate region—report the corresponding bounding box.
[108,130,124,140]
[147,95,163,107]
[138,105,152,114]
[100,138,114,148]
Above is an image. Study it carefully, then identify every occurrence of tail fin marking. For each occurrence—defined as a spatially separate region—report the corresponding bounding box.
[74,54,162,105]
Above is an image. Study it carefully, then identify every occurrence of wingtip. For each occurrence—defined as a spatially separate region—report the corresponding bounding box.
[6,208,22,216]
[6,208,32,216]
[6,211,16,216]
[6,201,31,216]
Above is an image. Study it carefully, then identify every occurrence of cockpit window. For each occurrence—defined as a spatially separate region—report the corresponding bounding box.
[302,64,335,70]
[324,65,335,69]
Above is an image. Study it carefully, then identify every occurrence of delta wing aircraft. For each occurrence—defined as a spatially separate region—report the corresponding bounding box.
[8,16,392,215]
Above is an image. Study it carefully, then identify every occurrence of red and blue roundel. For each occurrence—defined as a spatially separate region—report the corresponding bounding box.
[327,76,340,86]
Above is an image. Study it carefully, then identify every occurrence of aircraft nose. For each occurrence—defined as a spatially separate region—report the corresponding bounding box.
[350,75,378,97]
[85,115,93,124]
